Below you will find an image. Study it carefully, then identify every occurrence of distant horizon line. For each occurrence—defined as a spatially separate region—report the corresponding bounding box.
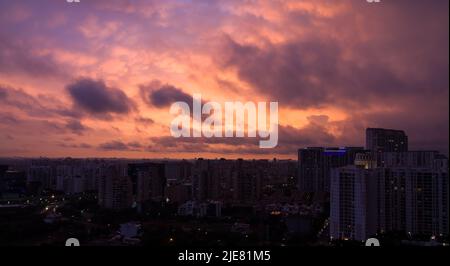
[1,148,448,161]
[0,156,296,161]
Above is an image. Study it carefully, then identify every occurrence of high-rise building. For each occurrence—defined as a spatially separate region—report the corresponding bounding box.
[378,150,439,168]
[297,148,323,193]
[98,164,132,210]
[164,160,191,182]
[191,158,238,203]
[69,176,86,195]
[231,159,262,203]
[297,147,365,193]
[0,167,26,198]
[378,151,449,236]
[402,167,447,237]
[366,128,408,153]
[330,151,449,241]
[192,158,212,202]
[330,165,379,241]
[128,162,166,203]
[27,166,54,190]
[166,181,192,204]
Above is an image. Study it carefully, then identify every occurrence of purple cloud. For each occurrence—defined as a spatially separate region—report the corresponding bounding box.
[67,78,135,116]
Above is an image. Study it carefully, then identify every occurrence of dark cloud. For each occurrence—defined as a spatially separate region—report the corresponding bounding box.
[67,78,135,116]
[277,116,335,148]
[135,116,155,126]
[127,141,143,149]
[79,143,93,149]
[220,36,340,108]
[65,119,89,135]
[98,140,130,151]
[140,80,192,108]
[219,1,448,110]
[53,109,83,119]
[219,35,444,109]
[147,137,210,153]
[98,140,145,151]
[57,142,93,149]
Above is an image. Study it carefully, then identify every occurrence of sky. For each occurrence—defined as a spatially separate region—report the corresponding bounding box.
[0,0,448,159]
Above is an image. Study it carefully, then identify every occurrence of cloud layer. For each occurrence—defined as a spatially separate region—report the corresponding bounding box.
[0,0,448,158]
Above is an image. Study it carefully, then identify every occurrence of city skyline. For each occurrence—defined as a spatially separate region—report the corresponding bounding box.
[1,0,449,160]
[1,126,447,246]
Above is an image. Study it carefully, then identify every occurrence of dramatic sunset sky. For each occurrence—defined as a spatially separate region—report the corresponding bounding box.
[0,0,448,159]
